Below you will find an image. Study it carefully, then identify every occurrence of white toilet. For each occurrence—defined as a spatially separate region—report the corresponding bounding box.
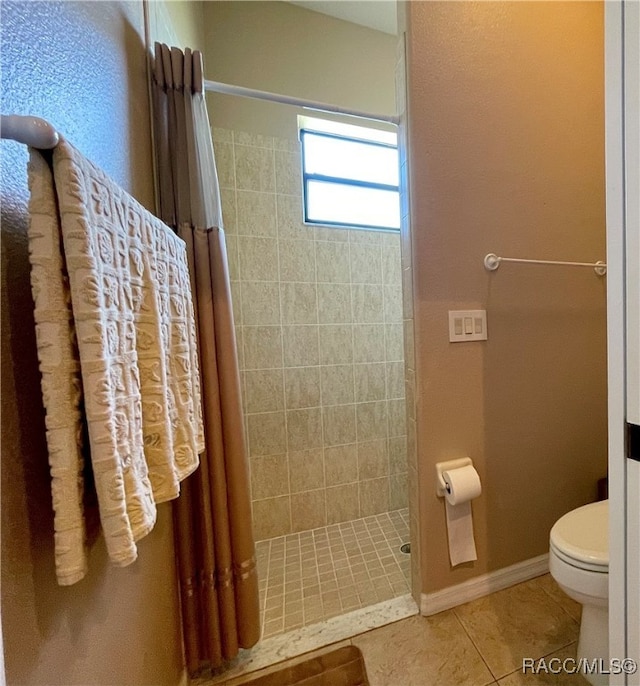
[549,499,609,686]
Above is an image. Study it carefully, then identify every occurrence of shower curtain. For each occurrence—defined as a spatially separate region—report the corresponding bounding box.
[152,42,260,672]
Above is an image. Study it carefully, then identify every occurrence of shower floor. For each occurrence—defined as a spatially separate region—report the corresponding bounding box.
[256,508,411,639]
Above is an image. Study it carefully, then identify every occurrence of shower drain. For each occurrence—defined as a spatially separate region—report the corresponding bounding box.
[400,543,411,554]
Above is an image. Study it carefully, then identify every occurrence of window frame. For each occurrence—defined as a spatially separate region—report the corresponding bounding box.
[299,127,401,232]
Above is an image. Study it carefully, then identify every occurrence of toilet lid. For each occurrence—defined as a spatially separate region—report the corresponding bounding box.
[550,500,608,568]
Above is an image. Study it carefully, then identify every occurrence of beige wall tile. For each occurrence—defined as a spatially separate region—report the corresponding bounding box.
[317,284,352,324]
[356,401,388,442]
[289,448,325,493]
[359,478,390,517]
[382,244,401,285]
[213,141,235,188]
[277,194,312,239]
[315,241,351,283]
[234,326,245,369]
[253,496,291,540]
[326,484,360,524]
[321,365,355,405]
[385,323,404,361]
[380,231,400,248]
[241,281,281,325]
[386,361,404,399]
[235,144,275,192]
[353,324,385,363]
[323,404,356,446]
[290,490,326,532]
[390,472,408,510]
[402,318,414,368]
[314,226,349,242]
[226,235,240,281]
[273,136,300,154]
[230,281,243,325]
[228,128,408,531]
[352,284,384,323]
[349,244,382,284]
[319,325,353,365]
[279,239,315,282]
[247,411,287,456]
[285,366,321,409]
[388,398,406,438]
[212,127,233,144]
[236,190,277,237]
[357,439,389,480]
[275,150,301,195]
[239,236,279,281]
[354,363,386,402]
[250,454,289,500]
[234,131,274,148]
[388,436,407,474]
[283,325,319,367]
[324,444,358,486]
[287,408,323,451]
[383,286,403,322]
[401,265,414,319]
[349,229,381,245]
[244,369,284,413]
[243,326,283,370]
[281,282,318,325]
[220,188,237,234]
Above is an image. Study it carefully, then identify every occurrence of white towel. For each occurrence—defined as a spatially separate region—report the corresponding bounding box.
[28,140,204,583]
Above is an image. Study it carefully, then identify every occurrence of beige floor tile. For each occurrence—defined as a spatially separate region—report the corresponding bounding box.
[352,613,494,686]
[530,574,582,623]
[497,643,590,685]
[454,579,579,680]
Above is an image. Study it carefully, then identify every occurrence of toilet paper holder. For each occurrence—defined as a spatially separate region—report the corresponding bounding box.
[436,457,473,497]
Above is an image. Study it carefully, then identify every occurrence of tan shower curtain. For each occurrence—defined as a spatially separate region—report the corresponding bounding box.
[152,42,260,673]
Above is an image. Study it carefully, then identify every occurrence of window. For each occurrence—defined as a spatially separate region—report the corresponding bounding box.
[299,117,400,231]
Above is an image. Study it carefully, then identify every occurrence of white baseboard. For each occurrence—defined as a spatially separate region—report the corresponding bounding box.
[420,553,549,616]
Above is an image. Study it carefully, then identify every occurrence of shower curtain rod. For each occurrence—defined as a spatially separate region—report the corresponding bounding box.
[204,79,399,125]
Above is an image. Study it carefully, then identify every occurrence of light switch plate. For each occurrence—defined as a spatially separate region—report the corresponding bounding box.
[448,310,488,342]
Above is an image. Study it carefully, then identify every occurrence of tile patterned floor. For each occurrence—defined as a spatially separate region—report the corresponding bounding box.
[223,574,587,686]
[351,575,586,685]
[256,509,411,639]
[224,574,589,686]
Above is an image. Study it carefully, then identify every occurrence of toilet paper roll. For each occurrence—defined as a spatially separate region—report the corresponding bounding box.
[442,465,481,566]
[442,465,482,506]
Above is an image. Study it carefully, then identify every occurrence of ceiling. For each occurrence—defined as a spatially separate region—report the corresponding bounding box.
[288,1,397,35]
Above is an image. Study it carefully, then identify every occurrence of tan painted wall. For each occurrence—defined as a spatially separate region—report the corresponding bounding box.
[0,2,202,683]
[202,1,397,139]
[403,2,607,593]
[149,0,206,51]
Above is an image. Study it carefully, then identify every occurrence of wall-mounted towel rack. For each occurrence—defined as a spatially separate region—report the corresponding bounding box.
[1,114,59,148]
[484,253,607,276]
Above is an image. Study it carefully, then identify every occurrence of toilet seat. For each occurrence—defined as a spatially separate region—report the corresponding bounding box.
[550,541,608,573]
[550,500,608,570]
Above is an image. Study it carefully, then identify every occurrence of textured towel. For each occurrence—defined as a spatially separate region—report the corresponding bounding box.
[28,139,204,583]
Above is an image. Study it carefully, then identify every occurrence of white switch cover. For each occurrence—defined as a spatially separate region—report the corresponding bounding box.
[448,310,487,342]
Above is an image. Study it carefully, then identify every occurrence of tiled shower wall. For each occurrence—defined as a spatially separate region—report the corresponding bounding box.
[212,127,408,541]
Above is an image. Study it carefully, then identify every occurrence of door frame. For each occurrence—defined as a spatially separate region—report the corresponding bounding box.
[605,2,640,682]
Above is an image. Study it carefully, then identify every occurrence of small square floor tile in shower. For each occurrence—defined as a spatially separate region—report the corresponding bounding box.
[255,508,411,639]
